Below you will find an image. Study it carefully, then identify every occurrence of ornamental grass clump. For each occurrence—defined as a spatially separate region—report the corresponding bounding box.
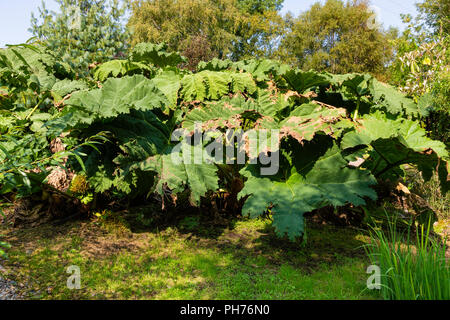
[365,216,449,300]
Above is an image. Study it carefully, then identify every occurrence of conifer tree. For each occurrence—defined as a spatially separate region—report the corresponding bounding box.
[30,0,130,76]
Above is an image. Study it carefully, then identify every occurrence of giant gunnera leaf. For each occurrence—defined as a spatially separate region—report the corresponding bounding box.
[369,79,419,117]
[342,112,449,192]
[130,43,187,68]
[63,75,169,127]
[93,60,154,81]
[129,140,219,206]
[239,138,377,240]
[180,71,256,102]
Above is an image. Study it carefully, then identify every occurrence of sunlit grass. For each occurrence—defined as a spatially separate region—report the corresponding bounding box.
[1,218,378,300]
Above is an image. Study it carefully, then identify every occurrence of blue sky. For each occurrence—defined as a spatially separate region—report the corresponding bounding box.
[280,0,418,30]
[0,0,419,48]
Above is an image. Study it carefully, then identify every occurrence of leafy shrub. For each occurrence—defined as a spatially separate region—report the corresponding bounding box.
[0,42,448,241]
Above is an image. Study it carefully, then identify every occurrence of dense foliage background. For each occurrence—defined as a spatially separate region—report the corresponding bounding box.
[0,0,448,239]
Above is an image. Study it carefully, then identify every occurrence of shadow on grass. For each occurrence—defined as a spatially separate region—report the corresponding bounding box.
[0,202,378,300]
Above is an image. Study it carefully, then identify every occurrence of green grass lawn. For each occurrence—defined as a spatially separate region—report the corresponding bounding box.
[0,215,380,300]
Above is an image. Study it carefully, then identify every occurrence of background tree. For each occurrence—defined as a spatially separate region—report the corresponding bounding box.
[237,0,283,14]
[280,0,396,76]
[127,0,284,68]
[417,0,450,35]
[30,0,130,76]
[232,3,286,60]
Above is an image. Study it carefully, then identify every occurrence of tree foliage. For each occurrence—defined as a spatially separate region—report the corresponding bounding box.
[30,0,130,76]
[237,0,283,14]
[280,0,396,76]
[127,0,285,68]
[417,0,450,35]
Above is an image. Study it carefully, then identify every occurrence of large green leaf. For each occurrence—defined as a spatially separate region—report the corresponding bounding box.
[181,70,256,102]
[130,43,187,68]
[342,112,449,191]
[0,44,73,93]
[197,58,233,72]
[81,109,219,201]
[233,59,289,82]
[79,109,168,196]
[151,69,183,107]
[131,141,219,205]
[283,69,330,94]
[341,74,372,98]
[64,75,169,127]
[258,103,350,144]
[181,72,208,101]
[51,79,88,97]
[369,79,419,116]
[239,140,377,239]
[182,95,280,131]
[93,60,153,81]
[342,112,448,158]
